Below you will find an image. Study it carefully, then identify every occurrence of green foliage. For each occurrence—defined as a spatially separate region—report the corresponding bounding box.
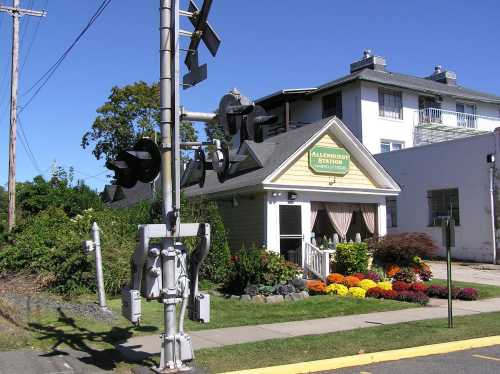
[0,186,7,244]
[334,242,369,275]
[0,202,153,296]
[177,196,231,284]
[16,173,103,219]
[81,81,197,162]
[223,246,300,295]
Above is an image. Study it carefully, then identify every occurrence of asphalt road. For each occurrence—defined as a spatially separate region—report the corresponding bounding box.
[324,345,500,374]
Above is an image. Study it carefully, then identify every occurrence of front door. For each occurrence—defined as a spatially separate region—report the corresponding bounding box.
[279,205,303,265]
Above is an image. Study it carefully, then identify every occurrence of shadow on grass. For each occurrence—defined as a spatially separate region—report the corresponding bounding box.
[28,307,158,371]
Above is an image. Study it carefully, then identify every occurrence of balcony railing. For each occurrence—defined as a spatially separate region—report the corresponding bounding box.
[417,108,500,130]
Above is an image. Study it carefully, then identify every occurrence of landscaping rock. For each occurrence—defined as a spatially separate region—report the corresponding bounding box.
[300,290,310,299]
[290,292,304,301]
[265,295,284,304]
[292,278,307,291]
[240,294,252,302]
[251,295,265,304]
[284,294,293,301]
[231,295,240,301]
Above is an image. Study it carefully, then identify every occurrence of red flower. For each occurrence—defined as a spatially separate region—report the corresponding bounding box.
[392,281,411,291]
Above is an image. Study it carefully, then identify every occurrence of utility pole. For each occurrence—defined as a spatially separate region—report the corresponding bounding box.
[0,1,46,232]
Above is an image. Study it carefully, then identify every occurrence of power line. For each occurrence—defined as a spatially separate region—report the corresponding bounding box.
[17,114,43,174]
[20,0,48,73]
[19,0,112,113]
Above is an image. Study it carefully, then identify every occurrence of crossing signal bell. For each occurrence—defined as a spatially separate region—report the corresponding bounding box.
[106,138,161,189]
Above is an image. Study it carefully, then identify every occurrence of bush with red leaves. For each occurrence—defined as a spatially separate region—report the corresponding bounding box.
[366,287,385,299]
[392,281,411,291]
[410,282,428,293]
[367,233,438,266]
[457,288,479,301]
[381,289,399,300]
[396,290,430,305]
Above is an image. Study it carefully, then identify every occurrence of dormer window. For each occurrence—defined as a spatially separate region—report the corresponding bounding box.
[378,88,403,120]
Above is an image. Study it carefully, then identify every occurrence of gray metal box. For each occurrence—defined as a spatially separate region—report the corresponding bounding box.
[195,292,210,323]
[122,287,141,324]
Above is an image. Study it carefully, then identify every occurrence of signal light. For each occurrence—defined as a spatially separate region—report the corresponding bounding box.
[181,149,208,188]
[106,138,161,189]
[245,105,278,143]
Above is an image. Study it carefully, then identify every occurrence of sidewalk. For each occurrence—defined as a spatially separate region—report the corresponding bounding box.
[429,261,500,286]
[117,297,500,360]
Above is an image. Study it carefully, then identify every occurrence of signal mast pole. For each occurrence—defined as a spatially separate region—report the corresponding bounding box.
[0,0,46,233]
[159,0,181,370]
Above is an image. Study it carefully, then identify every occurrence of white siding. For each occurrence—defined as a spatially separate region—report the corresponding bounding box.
[376,133,497,262]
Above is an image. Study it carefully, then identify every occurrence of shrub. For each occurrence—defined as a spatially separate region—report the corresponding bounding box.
[327,273,345,284]
[341,276,361,288]
[426,284,448,298]
[386,264,401,278]
[392,281,411,292]
[325,283,349,296]
[369,265,387,282]
[358,279,377,291]
[334,243,369,275]
[381,289,399,300]
[393,267,417,283]
[457,288,479,301]
[366,287,385,299]
[348,287,366,298]
[276,284,295,296]
[307,280,326,295]
[376,281,393,291]
[223,246,300,295]
[410,282,428,293]
[396,291,429,305]
[258,285,276,296]
[368,233,438,266]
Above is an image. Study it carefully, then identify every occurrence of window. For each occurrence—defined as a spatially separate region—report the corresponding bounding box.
[456,102,476,128]
[322,91,342,119]
[428,188,460,226]
[386,197,397,228]
[380,140,404,153]
[379,88,403,119]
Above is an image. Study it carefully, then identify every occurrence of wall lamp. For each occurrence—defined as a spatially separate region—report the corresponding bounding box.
[288,191,297,201]
[271,192,282,197]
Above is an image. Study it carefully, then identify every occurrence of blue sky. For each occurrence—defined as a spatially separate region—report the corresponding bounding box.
[1,0,499,191]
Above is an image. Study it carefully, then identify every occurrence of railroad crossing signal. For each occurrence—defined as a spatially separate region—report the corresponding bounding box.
[181,0,221,89]
[106,138,161,188]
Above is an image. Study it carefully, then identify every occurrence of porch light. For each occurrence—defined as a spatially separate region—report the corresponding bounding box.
[271,192,282,197]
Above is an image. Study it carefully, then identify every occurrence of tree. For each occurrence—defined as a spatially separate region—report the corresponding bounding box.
[205,109,226,143]
[81,81,197,162]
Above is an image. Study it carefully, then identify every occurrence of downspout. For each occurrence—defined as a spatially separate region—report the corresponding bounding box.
[489,165,496,265]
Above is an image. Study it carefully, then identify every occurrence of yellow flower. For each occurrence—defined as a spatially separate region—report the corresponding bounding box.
[358,279,377,291]
[348,287,366,298]
[325,283,349,296]
[377,281,393,291]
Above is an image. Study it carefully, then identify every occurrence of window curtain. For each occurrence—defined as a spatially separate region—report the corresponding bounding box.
[310,202,322,230]
[360,204,376,234]
[324,203,354,241]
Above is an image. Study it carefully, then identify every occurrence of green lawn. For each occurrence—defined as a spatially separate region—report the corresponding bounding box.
[114,293,415,332]
[194,311,500,373]
[427,279,500,299]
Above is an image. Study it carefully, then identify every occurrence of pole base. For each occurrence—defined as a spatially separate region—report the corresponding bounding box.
[132,365,207,374]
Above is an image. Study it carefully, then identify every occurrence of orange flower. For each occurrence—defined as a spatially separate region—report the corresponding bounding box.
[327,273,345,284]
[386,264,401,278]
[306,280,326,295]
[340,276,360,288]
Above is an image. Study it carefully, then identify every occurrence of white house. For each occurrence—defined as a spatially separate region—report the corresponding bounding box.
[256,50,500,155]
[185,117,400,279]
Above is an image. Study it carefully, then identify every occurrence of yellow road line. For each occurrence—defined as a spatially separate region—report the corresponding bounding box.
[221,336,500,374]
[472,354,500,362]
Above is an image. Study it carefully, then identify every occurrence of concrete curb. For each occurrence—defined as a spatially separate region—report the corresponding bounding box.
[220,335,500,374]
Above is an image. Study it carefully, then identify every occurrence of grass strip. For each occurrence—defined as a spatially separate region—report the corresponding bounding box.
[194,312,500,373]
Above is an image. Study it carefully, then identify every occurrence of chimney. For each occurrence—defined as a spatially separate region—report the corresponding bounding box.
[426,65,457,85]
[350,49,387,73]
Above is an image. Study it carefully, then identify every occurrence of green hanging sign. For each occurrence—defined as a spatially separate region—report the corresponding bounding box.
[309,146,350,175]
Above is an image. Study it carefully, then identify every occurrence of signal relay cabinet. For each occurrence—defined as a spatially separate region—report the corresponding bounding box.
[121,223,211,325]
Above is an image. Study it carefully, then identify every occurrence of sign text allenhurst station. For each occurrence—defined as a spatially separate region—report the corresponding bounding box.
[309,146,350,175]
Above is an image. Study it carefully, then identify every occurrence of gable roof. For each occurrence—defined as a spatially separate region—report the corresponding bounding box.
[257,68,500,109]
[184,117,400,198]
